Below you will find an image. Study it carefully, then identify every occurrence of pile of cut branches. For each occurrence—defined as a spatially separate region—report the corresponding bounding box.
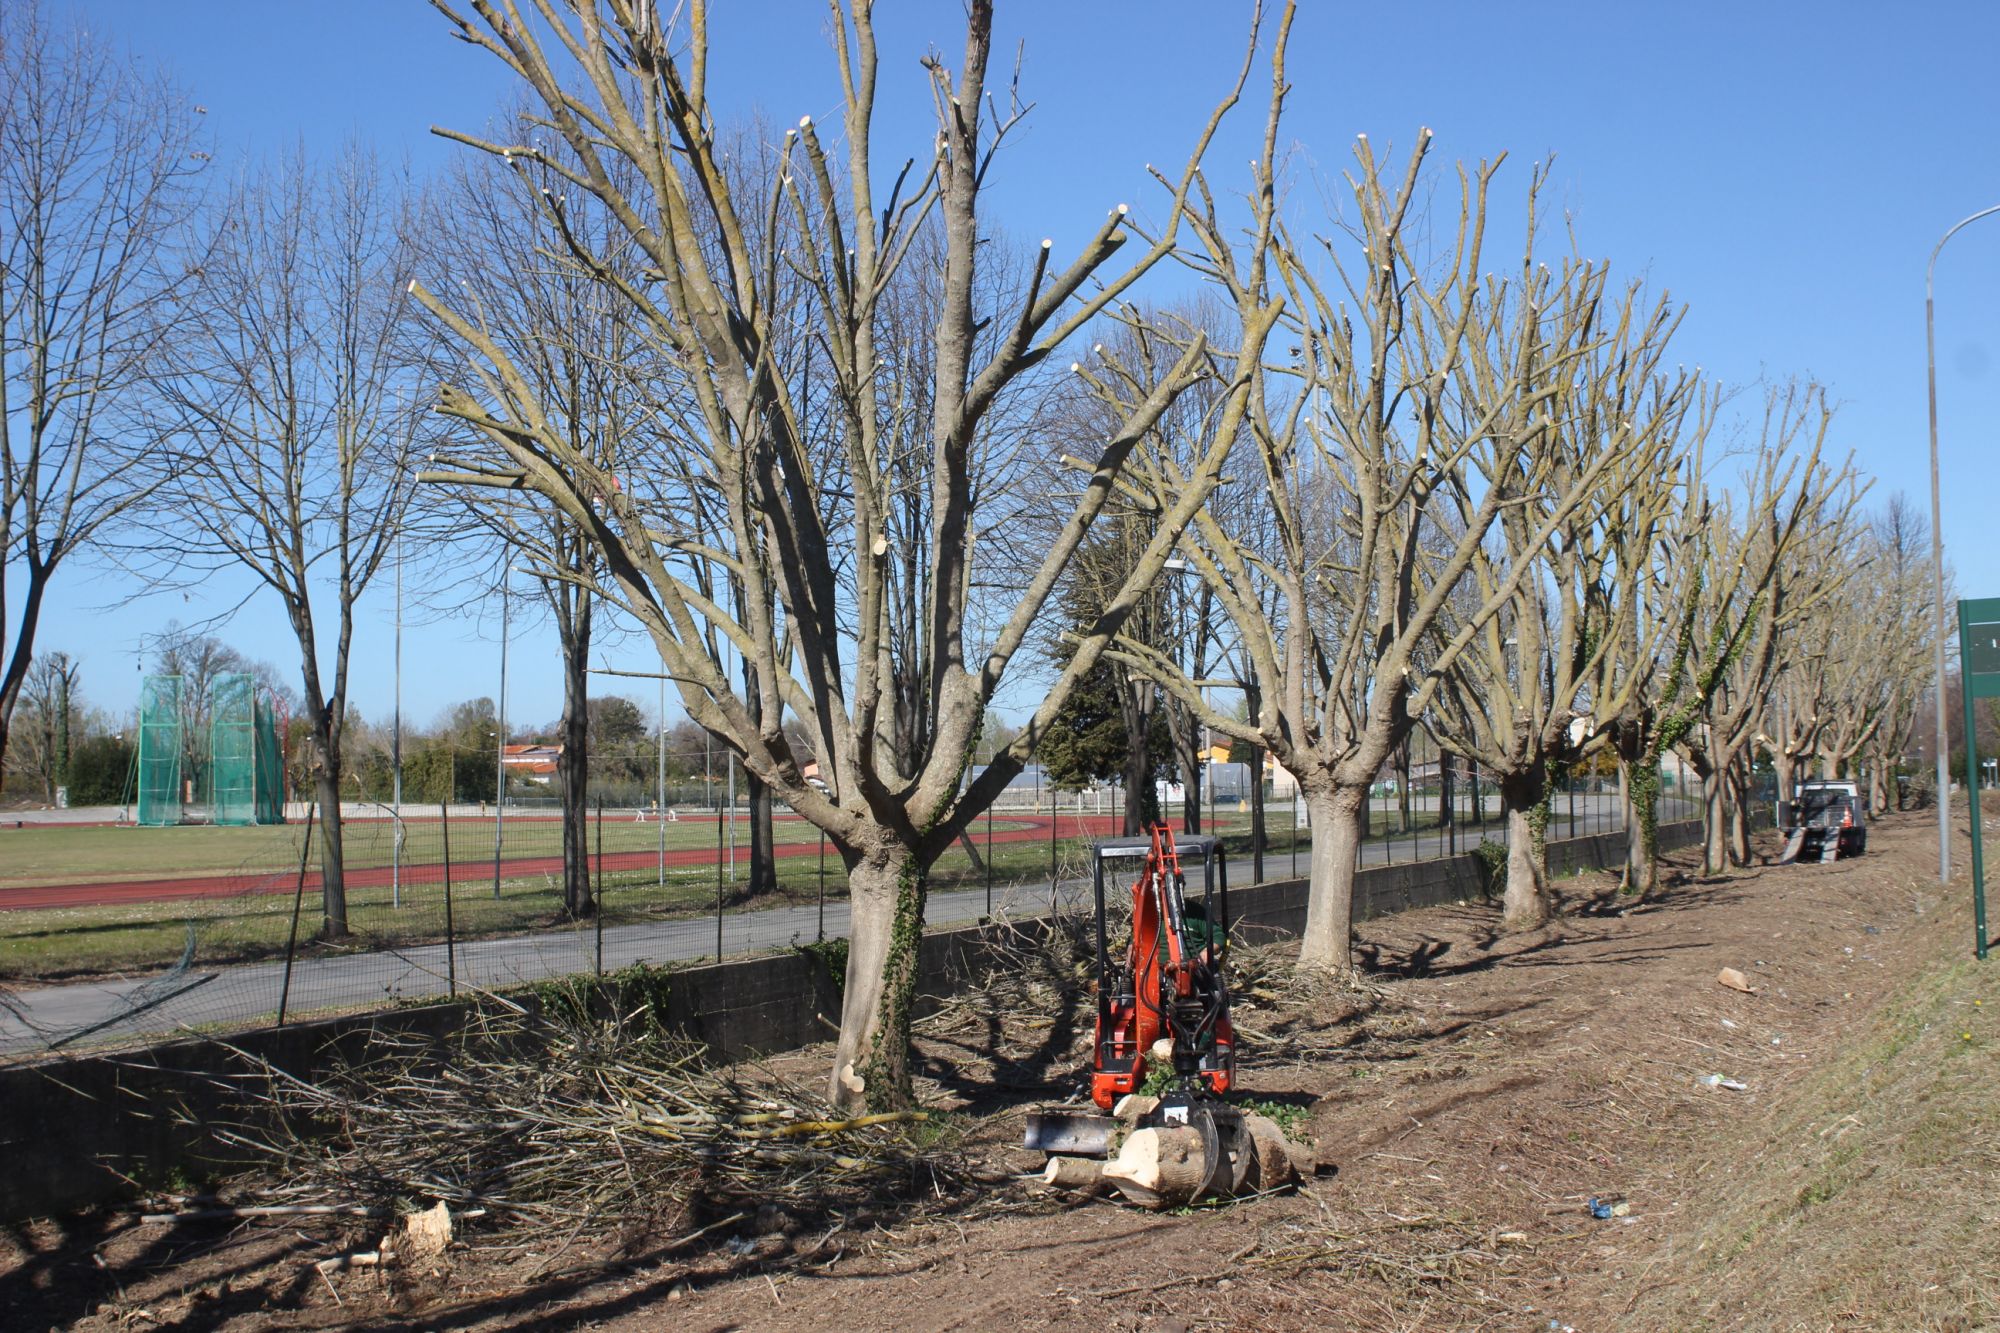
[1225,939,1396,1061]
[215,1001,963,1230]
[914,914,1095,1058]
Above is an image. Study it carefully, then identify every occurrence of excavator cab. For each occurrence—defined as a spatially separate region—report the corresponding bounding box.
[1088,826,1236,1108]
[1024,826,1244,1192]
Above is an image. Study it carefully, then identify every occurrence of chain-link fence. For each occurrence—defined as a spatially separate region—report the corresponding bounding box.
[0,760,1706,1061]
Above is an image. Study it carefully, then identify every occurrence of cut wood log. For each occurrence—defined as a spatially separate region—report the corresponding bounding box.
[1241,1114,1310,1191]
[1039,1156,1107,1193]
[1112,1094,1159,1123]
[1101,1126,1207,1209]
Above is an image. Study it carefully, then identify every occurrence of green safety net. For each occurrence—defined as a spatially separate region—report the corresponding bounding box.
[254,695,286,823]
[136,675,184,826]
[209,673,257,826]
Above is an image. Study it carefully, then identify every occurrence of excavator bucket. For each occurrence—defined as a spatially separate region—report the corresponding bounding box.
[1023,1111,1121,1157]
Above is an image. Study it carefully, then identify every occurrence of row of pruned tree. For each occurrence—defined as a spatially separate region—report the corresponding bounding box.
[0,1,1939,1114]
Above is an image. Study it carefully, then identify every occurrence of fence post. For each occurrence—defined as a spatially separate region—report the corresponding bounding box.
[817,830,827,943]
[275,802,318,1028]
[441,801,456,998]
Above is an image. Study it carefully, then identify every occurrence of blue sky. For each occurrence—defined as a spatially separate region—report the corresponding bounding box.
[28,0,2000,734]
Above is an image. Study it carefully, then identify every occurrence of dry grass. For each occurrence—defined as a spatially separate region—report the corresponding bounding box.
[1622,869,2000,1331]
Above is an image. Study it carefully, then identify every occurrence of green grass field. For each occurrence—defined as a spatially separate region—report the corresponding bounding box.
[0,800,1506,983]
[0,813,827,888]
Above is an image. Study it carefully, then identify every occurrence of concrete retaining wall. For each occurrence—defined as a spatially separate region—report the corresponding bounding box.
[0,820,1697,1222]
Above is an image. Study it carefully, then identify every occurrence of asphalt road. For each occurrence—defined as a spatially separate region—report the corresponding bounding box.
[0,795,1644,1059]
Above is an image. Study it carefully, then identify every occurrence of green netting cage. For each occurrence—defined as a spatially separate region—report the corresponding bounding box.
[208,674,286,826]
[209,673,257,825]
[254,694,286,823]
[136,675,184,826]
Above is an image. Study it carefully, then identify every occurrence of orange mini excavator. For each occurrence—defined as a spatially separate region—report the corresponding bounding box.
[1025,825,1247,1197]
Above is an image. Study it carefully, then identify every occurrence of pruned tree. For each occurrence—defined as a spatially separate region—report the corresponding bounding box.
[1677,387,1863,873]
[1427,277,1696,929]
[1840,493,1939,813]
[0,1,206,775]
[1598,382,1850,894]
[413,0,1291,1108]
[1108,134,1649,972]
[151,147,422,938]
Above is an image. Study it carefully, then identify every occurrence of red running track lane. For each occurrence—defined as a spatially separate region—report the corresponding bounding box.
[0,813,1127,911]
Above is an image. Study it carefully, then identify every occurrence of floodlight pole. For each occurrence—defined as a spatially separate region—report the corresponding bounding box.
[1925,204,2000,885]
[493,570,509,899]
[392,528,402,908]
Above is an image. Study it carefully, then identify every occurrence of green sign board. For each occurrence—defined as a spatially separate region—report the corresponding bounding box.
[1959,598,2000,958]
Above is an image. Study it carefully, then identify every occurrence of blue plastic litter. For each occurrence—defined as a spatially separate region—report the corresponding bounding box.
[1587,1197,1613,1220]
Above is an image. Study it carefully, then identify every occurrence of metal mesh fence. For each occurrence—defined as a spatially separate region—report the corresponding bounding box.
[0,761,1709,1062]
[135,675,183,827]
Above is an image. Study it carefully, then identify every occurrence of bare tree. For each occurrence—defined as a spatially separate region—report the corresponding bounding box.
[1595,383,1848,895]
[1427,279,1696,929]
[414,0,1289,1108]
[5,649,79,800]
[1677,388,1862,874]
[1110,136,1647,972]
[0,2,206,774]
[152,148,421,937]
[1855,495,1941,812]
[423,140,667,917]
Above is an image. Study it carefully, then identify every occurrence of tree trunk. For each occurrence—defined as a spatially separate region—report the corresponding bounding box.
[739,652,778,899]
[1181,761,1202,835]
[831,839,926,1112]
[1297,783,1366,972]
[1438,748,1455,847]
[1622,754,1660,899]
[1248,739,1265,883]
[1701,758,1729,875]
[1868,752,1890,817]
[1774,752,1796,821]
[1123,724,1154,837]
[746,774,777,896]
[1497,767,1550,932]
[0,569,51,780]
[557,650,593,918]
[311,760,349,938]
[1395,741,1412,834]
[1726,759,1752,866]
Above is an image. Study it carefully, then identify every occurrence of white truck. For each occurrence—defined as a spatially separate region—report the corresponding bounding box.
[1779,778,1867,863]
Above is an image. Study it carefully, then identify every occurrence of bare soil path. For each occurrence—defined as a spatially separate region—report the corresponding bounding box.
[5,810,1991,1331]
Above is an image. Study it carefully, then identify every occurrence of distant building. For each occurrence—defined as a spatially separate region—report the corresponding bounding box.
[502,743,562,784]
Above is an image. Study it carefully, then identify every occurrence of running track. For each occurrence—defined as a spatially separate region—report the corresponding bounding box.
[0,812,1126,911]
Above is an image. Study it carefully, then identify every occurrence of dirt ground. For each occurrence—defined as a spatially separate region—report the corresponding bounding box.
[6,810,1995,1332]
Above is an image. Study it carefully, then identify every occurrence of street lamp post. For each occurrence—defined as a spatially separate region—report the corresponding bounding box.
[1925,204,2000,885]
